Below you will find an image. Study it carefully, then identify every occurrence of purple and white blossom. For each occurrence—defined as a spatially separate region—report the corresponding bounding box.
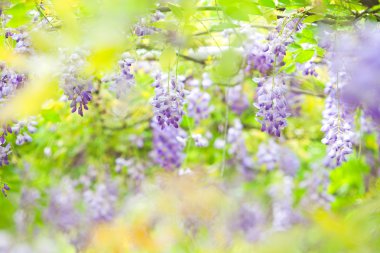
[0,144,11,166]
[107,53,135,98]
[245,18,303,76]
[134,11,165,36]
[12,118,37,146]
[150,119,187,171]
[83,182,118,222]
[44,178,83,232]
[187,88,212,124]
[226,85,249,115]
[300,163,334,210]
[6,28,33,54]
[321,73,354,168]
[268,176,302,231]
[151,73,187,129]
[233,203,265,242]
[254,77,290,137]
[192,133,211,147]
[0,63,26,100]
[59,50,93,116]
[256,139,300,176]
[227,119,255,179]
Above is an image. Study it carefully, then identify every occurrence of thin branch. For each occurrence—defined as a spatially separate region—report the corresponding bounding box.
[157,6,223,13]
[289,87,325,98]
[137,44,206,65]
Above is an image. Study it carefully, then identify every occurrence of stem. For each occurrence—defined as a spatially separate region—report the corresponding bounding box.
[157,6,223,13]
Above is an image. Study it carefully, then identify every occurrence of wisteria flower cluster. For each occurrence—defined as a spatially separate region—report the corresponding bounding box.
[134,11,165,36]
[245,18,303,76]
[226,85,250,115]
[0,63,30,167]
[256,139,300,176]
[107,53,136,98]
[5,28,33,54]
[227,119,254,178]
[59,50,93,116]
[187,87,212,124]
[151,73,187,129]
[150,119,187,171]
[268,176,302,231]
[254,77,290,137]
[321,73,354,168]
[300,163,334,210]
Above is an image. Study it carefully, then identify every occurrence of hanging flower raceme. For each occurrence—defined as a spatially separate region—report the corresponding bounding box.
[83,182,118,223]
[321,74,354,168]
[0,63,26,99]
[0,63,29,167]
[187,87,212,124]
[5,28,33,54]
[12,118,37,146]
[254,77,290,137]
[107,53,135,98]
[151,73,187,129]
[300,163,334,210]
[232,203,265,242]
[134,11,165,36]
[227,119,255,179]
[150,119,187,171]
[226,85,249,115]
[268,176,302,231]
[245,17,303,76]
[59,50,93,117]
[335,25,380,125]
[256,139,300,176]
[44,178,84,233]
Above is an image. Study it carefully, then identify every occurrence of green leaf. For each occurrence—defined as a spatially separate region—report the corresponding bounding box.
[5,2,34,27]
[168,3,183,19]
[282,62,296,74]
[159,46,177,71]
[210,23,240,32]
[219,0,262,21]
[287,43,302,52]
[303,14,324,23]
[258,0,276,8]
[211,49,243,83]
[295,49,315,63]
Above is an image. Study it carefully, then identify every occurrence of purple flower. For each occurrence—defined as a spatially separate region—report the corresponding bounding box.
[254,77,290,137]
[44,178,83,232]
[151,73,187,129]
[83,182,118,222]
[192,133,211,147]
[150,119,187,171]
[0,63,26,99]
[134,11,164,36]
[233,203,265,242]
[227,119,255,179]
[0,143,11,166]
[300,163,334,210]
[68,86,92,117]
[7,29,33,54]
[245,18,303,76]
[321,73,354,168]
[1,183,10,197]
[60,50,93,116]
[187,88,212,124]
[301,62,318,76]
[226,85,249,115]
[108,53,135,98]
[256,139,300,176]
[268,176,302,231]
[245,44,274,75]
